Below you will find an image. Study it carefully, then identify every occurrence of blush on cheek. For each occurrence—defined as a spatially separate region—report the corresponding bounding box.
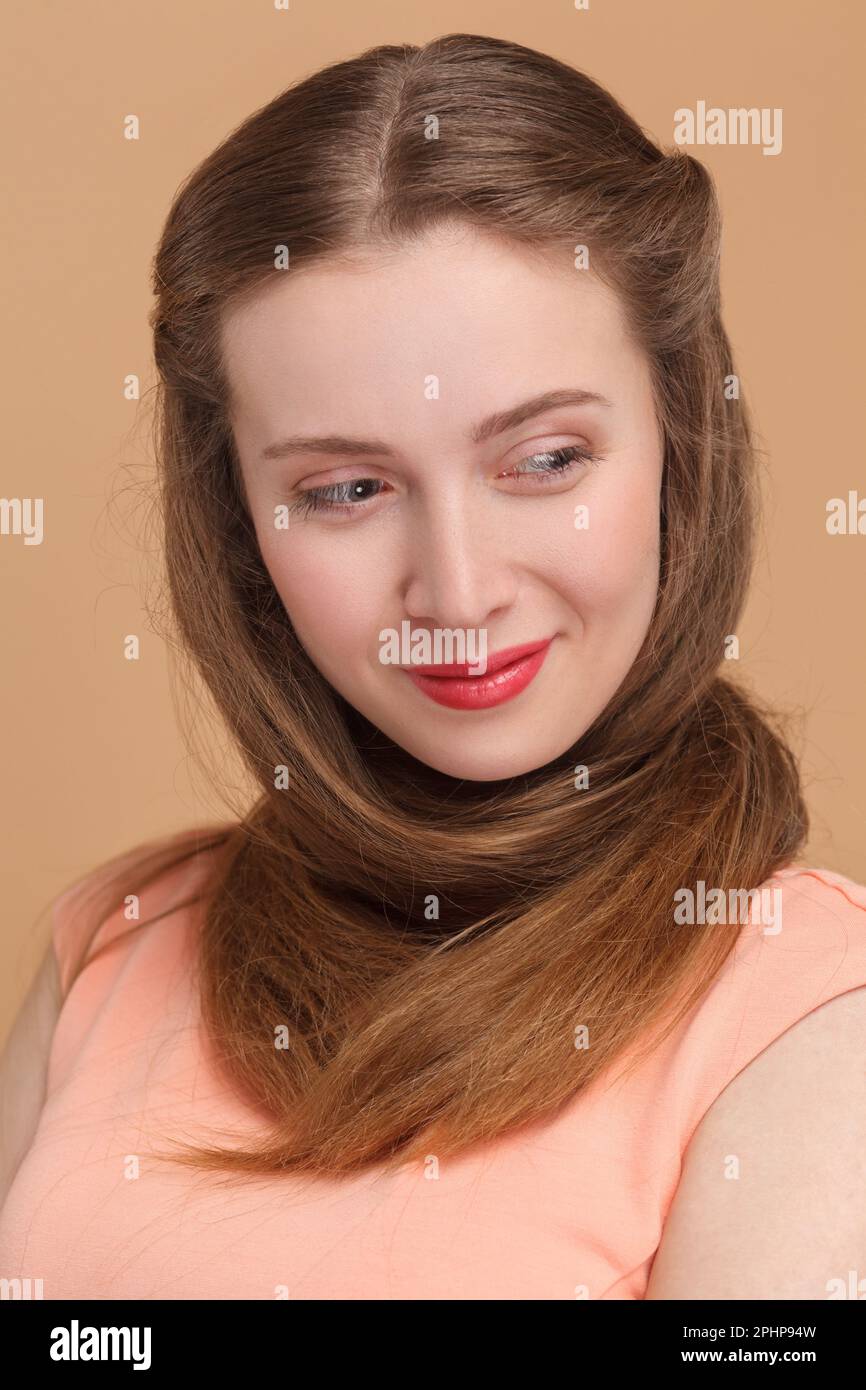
[262,539,381,665]
[542,521,659,619]
[569,476,661,608]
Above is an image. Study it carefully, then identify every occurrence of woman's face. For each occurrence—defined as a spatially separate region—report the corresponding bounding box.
[222,222,664,780]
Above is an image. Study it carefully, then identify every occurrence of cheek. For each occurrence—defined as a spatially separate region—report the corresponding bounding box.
[260,530,383,659]
[541,465,662,620]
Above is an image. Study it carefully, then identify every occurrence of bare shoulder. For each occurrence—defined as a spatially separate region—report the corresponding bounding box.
[644,984,866,1300]
[0,942,61,1212]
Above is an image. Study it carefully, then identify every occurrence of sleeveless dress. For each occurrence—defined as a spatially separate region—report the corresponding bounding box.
[1,836,866,1300]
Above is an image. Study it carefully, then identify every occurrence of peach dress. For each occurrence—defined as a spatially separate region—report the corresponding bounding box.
[2,838,866,1300]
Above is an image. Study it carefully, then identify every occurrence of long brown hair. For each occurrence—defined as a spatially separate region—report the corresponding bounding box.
[66,33,806,1178]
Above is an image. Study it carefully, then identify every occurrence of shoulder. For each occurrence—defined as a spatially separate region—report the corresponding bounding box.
[645,864,866,1299]
[51,822,233,996]
[1,826,231,1210]
[0,943,60,1212]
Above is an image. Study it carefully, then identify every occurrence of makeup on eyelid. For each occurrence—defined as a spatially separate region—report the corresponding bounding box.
[287,443,601,518]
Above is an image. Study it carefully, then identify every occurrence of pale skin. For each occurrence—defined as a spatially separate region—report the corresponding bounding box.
[645,986,866,1299]
[3,223,864,1296]
[222,221,664,781]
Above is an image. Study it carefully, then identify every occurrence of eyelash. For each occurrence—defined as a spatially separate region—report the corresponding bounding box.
[289,444,599,517]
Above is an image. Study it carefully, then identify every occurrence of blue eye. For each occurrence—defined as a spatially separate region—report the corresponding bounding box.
[290,444,598,517]
[290,477,387,516]
[504,444,598,480]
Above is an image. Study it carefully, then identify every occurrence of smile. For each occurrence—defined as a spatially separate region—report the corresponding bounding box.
[403,638,553,710]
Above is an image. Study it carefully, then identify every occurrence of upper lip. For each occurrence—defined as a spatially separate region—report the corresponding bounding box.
[405,638,553,678]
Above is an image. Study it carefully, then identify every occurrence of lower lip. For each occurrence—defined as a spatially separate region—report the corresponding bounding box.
[404,642,552,710]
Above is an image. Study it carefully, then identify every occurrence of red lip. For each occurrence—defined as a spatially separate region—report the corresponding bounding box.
[409,639,551,678]
[404,638,554,710]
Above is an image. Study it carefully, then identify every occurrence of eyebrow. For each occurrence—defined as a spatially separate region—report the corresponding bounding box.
[258,387,612,462]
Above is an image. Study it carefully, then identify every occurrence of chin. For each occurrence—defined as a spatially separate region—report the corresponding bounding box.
[392,731,576,782]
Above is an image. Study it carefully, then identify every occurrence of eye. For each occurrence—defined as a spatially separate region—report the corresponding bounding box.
[497,443,599,484]
[288,443,599,519]
[290,476,390,517]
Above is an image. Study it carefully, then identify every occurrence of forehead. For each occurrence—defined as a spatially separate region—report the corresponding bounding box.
[220,224,647,441]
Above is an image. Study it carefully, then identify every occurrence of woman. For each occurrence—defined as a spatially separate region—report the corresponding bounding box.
[2,32,865,1301]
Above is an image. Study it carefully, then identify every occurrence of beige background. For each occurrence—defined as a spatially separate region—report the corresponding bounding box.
[2,0,864,1038]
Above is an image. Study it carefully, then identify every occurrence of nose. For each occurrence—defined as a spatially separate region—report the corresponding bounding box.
[401,488,518,629]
